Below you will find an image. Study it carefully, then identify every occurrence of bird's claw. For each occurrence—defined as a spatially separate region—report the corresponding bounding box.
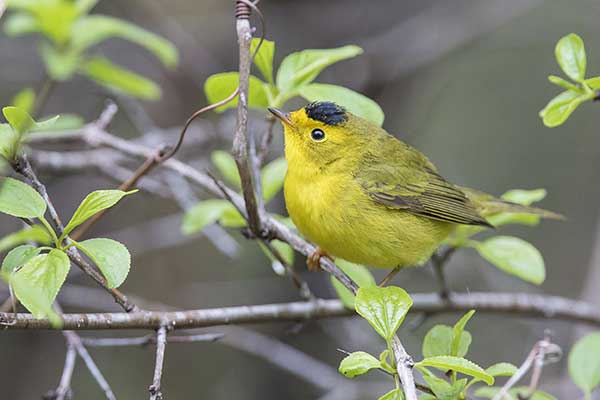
[307,247,329,272]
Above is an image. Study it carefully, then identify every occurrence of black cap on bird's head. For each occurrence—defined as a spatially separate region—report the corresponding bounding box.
[304,101,348,126]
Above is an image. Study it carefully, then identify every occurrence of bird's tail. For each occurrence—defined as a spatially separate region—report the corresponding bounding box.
[460,187,565,220]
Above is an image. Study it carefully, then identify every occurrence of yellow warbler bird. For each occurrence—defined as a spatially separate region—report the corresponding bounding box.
[268,102,560,274]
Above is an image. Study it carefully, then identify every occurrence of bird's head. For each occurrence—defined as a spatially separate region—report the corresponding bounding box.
[268,101,375,171]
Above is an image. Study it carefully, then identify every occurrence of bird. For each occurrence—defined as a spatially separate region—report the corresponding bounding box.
[268,101,561,279]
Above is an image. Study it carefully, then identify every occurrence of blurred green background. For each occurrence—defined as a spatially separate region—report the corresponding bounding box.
[1,0,600,398]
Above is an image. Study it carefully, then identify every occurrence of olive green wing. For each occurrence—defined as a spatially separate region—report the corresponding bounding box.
[357,158,492,227]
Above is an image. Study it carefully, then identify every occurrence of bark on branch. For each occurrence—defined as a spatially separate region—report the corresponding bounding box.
[3,292,599,330]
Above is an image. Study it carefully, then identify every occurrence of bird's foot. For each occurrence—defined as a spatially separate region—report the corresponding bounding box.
[379,266,400,287]
[307,247,330,272]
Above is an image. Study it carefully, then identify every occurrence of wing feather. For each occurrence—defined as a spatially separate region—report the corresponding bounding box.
[358,156,492,227]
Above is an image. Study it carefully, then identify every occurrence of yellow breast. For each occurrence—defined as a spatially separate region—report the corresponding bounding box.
[284,166,454,269]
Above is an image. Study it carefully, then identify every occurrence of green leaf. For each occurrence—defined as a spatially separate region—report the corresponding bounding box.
[474,387,556,400]
[40,43,80,81]
[219,204,247,228]
[586,77,600,89]
[4,270,62,327]
[11,88,36,114]
[379,350,396,374]
[1,244,41,274]
[63,189,136,237]
[539,90,590,127]
[251,38,275,83]
[182,199,231,235]
[204,72,269,112]
[11,249,70,320]
[4,13,40,36]
[0,177,46,218]
[568,332,600,397]
[76,238,130,288]
[423,375,466,400]
[6,0,40,13]
[71,16,178,67]
[501,189,547,206]
[547,75,583,93]
[422,325,471,358]
[355,285,412,340]
[555,33,586,82]
[338,351,381,378]
[485,362,517,377]
[0,123,21,161]
[416,356,494,385]
[26,114,84,135]
[331,260,376,309]
[271,239,294,265]
[3,106,35,135]
[378,388,403,400]
[211,150,241,188]
[298,83,384,126]
[261,157,287,202]
[0,225,52,253]
[18,0,79,44]
[276,45,363,93]
[268,239,295,275]
[81,57,161,100]
[473,236,545,284]
[486,212,540,228]
[75,0,98,15]
[451,310,475,356]
[483,190,548,228]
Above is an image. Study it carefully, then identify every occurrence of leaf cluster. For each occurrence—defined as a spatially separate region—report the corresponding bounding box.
[0,175,135,325]
[5,0,178,100]
[204,39,384,125]
[540,33,599,127]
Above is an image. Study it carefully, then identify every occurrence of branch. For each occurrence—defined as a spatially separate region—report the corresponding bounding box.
[4,291,599,330]
[149,326,168,400]
[232,6,264,235]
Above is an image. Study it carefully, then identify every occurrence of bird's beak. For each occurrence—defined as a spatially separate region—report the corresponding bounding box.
[268,107,293,126]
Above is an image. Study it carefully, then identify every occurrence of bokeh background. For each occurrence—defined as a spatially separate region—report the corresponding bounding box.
[1,0,600,398]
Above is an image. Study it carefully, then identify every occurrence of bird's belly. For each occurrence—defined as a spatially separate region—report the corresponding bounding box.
[284,174,454,268]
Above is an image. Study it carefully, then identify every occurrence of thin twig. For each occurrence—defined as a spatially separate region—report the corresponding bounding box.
[492,333,561,400]
[261,239,315,301]
[54,303,117,400]
[4,292,600,330]
[44,345,76,400]
[257,116,276,166]
[82,332,224,347]
[431,247,456,299]
[70,145,168,241]
[149,326,168,400]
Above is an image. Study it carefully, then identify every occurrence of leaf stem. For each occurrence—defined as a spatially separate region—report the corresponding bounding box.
[38,215,60,248]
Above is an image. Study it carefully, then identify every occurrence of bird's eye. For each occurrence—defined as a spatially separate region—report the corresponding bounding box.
[310,128,326,142]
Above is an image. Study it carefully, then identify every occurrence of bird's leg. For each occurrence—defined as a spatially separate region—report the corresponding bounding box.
[307,247,330,272]
[379,266,400,287]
